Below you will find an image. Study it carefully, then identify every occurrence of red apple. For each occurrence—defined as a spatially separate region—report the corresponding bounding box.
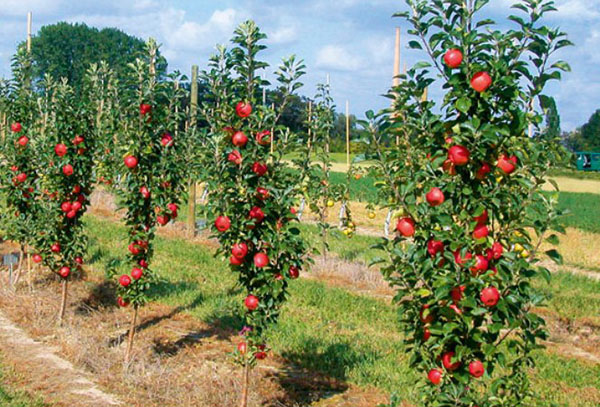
[75,257,83,265]
[139,259,148,268]
[140,103,151,115]
[442,351,461,371]
[469,360,485,378]
[55,143,67,157]
[128,243,141,255]
[232,131,248,147]
[237,342,247,354]
[249,206,265,223]
[157,214,169,226]
[442,159,457,175]
[32,254,42,263]
[255,350,267,360]
[131,267,143,280]
[256,187,269,200]
[256,130,271,145]
[161,133,173,147]
[10,165,18,172]
[426,187,445,207]
[140,186,151,199]
[230,255,243,266]
[59,266,70,278]
[476,163,491,180]
[61,202,72,213]
[231,242,248,259]
[396,217,415,237]
[228,150,243,165]
[252,162,268,176]
[73,135,84,145]
[254,252,269,268]
[244,294,259,311]
[448,145,470,166]
[62,164,74,176]
[51,243,61,253]
[16,173,27,183]
[451,285,465,304]
[124,155,138,169]
[423,328,431,341]
[119,275,132,287]
[470,254,489,275]
[471,71,492,93]
[473,210,488,225]
[215,215,231,232]
[473,224,489,240]
[490,242,503,260]
[117,297,129,307]
[427,239,444,257]
[11,122,22,133]
[66,210,77,219]
[453,250,472,267]
[72,185,81,194]
[289,266,300,279]
[420,304,434,324]
[427,368,442,385]
[497,154,517,174]
[480,287,500,307]
[235,101,252,118]
[443,49,463,68]
[167,203,178,214]
[17,136,29,146]
[72,201,82,212]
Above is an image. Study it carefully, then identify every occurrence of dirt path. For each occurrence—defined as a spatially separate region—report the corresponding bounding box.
[0,309,121,407]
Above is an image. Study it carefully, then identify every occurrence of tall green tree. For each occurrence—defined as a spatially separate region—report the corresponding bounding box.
[23,22,164,88]
[566,109,600,152]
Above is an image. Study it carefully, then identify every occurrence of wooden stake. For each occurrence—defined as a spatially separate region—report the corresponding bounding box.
[345,100,350,170]
[270,103,275,155]
[239,362,249,407]
[125,305,139,364]
[393,27,401,87]
[58,279,68,324]
[188,65,198,237]
[307,101,312,151]
[26,12,32,53]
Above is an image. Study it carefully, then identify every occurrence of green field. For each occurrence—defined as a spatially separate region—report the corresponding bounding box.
[0,361,45,407]
[84,215,600,406]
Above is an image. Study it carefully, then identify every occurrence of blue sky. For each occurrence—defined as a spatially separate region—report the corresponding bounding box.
[0,0,598,131]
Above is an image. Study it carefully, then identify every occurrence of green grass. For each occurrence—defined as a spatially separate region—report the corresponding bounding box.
[556,192,600,234]
[0,361,46,407]
[84,214,600,406]
[549,167,600,181]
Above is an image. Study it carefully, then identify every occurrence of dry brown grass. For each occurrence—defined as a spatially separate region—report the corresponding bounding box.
[543,176,600,194]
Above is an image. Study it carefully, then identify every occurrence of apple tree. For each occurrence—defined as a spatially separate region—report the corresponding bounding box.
[109,39,189,363]
[294,83,354,258]
[0,50,41,284]
[373,1,570,406]
[198,21,309,407]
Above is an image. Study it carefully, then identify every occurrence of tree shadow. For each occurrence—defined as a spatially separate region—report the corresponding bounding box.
[74,279,118,315]
[268,338,368,405]
[107,289,206,347]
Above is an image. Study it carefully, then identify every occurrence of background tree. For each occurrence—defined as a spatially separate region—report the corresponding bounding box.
[564,109,600,152]
[24,22,165,89]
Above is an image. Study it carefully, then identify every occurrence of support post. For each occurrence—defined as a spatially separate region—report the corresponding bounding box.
[345,100,350,170]
[188,65,198,237]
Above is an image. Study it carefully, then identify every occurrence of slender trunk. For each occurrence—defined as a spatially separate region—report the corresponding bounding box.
[27,252,32,292]
[239,362,249,407]
[12,246,24,288]
[125,305,139,364]
[58,279,68,324]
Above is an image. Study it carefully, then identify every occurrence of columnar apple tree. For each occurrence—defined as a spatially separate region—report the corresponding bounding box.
[110,40,188,363]
[375,1,570,406]
[31,75,96,322]
[198,21,309,406]
[0,50,40,281]
[294,83,354,257]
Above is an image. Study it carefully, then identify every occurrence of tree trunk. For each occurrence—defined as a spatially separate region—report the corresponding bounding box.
[239,362,249,407]
[125,305,139,364]
[58,279,68,324]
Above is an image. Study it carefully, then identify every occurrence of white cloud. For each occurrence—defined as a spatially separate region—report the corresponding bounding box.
[555,0,600,20]
[316,45,362,71]
[270,25,297,44]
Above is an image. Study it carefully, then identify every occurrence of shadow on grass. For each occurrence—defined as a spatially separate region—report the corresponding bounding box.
[270,338,369,405]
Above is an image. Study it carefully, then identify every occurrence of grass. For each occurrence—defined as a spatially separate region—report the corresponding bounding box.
[0,359,46,407]
[556,192,600,234]
[549,167,600,181]
[83,214,600,406]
